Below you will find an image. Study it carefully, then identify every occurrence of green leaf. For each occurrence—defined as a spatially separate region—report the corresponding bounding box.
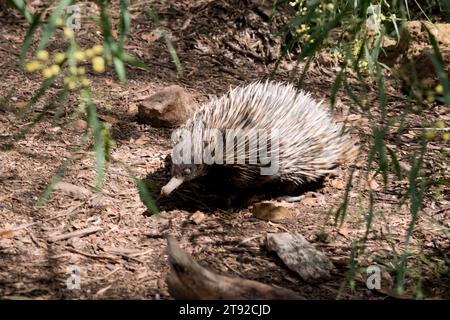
[122,52,150,71]
[161,30,182,74]
[330,67,344,109]
[113,56,126,82]
[343,78,367,112]
[147,7,182,74]
[83,90,106,191]
[11,0,33,23]
[99,0,113,43]
[20,12,43,63]
[36,133,89,208]
[36,160,69,208]
[363,190,375,243]
[119,0,131,43]
[334,169,354,227]
[37,0,73,51]
[296,2,350,62]
[136,179,159,214]
[17,77,56,117]
[386,146,403,180]
[52,87,70,126]
[122,164,159,214]
[15,88,67,140]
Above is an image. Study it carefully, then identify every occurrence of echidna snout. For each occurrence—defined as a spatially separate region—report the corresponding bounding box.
[161,163,207,195]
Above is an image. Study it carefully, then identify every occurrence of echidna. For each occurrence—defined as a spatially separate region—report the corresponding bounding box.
[161,81,357,196]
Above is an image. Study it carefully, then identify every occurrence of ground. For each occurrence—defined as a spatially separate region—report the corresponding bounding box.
[0,1,449,299]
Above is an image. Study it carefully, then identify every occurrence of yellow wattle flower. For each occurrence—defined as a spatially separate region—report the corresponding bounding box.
[75,50,86,61]
[50,64,61,76]
[92,56,105,73]
[67,81,77,90]
[425,130,435,139]
[436,120,445,129]
[54,52,66,64]
[55,17,64,26]
[443,132,450,142]
[37,50,49,61]
[77,67,86,75]
[435,84,444,95]
[42,67,53,78]
[92,44,104,56]
[85,48,95,59]
[24,60,42,73]
[64,27,74,39]
[81,78,90,87]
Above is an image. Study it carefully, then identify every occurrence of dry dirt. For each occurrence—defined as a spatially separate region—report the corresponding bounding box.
[0,1,448,299]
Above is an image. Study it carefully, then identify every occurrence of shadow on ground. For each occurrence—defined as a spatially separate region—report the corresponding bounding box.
[145,162,325,213]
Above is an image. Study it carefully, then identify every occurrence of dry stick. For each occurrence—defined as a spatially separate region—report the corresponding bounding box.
[98,267,122,280]
[48,226,102,242]
[5,203,84,232]
[113,254,146,264]
[223,40,266,62]
[66,247,119,262]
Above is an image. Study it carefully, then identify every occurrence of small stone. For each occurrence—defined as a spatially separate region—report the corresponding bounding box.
[54,181,91,199]
[69,237,85,249]
[73,119,88,132]
[137,85,196,127]
[128,102,138,115]
[330,178,345,190]
[90,194,109,208]
[190,211,206,225]
[302,194,324,206]
[267,232,333,283]
[134,134,151,146]
[367,179,380,191]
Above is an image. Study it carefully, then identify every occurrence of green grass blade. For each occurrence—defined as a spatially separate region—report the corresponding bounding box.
[335,169,354,227]
[113,55,126,82]
[330,67,344,109]
[52,87,69,126]
[36,158,71,208]
[83,90,106,191]
[121,163,159,214]
[17,77,56,116]
[161,29,182,74]
[20,12,43,63]
[119,0,130,44]
[146,8,182,74]
[122,52,150,70]
[363,190,375,243]
[386,145,403,180]
[11,0,33,23]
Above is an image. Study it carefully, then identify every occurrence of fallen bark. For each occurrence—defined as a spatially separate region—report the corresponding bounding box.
[165,236,304,300]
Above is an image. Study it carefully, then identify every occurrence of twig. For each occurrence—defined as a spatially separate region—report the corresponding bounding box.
[66,247,119,262]
[49,226,102,242]
[223,40,266,62]
[4,203,84,232]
